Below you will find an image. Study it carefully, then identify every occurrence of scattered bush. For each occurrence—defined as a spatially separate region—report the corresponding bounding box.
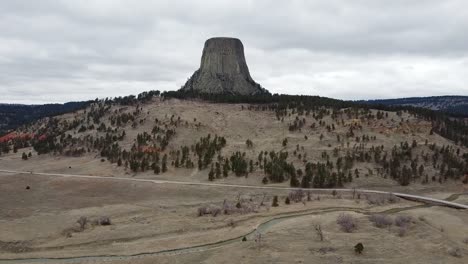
[211,207,221,217]
[198,206,209,216]
[199,199,260,217]
[285,197,291,204]
[61,227,81,237]
[242,236,247,242]
[288,190,304,203]
[98,216,111,226]
[366,193,400,205]
[369,214,393,228]
[337,213,357,232]
[366,195,385,205]
[448,248,462,258]
[387,193,399,203]
[198,206,221,217]
[317,247,336,254]
[77,216,88,230]
[397,226,408,237]
[395,215,412,227]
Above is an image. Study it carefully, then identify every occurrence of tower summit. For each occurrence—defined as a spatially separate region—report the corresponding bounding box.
[180,37,267,95]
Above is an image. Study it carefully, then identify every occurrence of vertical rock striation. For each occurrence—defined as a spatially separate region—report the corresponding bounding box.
[180,37,268,95]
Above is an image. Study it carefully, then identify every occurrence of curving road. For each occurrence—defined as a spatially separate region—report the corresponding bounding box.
[1,169,467,209]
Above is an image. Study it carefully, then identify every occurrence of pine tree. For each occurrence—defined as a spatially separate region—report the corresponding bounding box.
[215,162,221,178]
[355,243,364,254]
[154,165,160,174]
[208,165,215,181]
[223,162,229,177]
[162,154,168,172]
[301,174,310,188]
[272,195,279,207]
[290,174,300,187]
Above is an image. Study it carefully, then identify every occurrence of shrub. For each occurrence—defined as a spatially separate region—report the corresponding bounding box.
[285,197,291,204]
[318,247,336,254]
[398,226,408,237]
[198,206,209,216]
[395,215,412,227]
[223,201,237,215]
[448,248,462,258]
[77,216,88,230]
[354,242,364,254]
[337,213,357,232]
[387,193,399,203]
[366,193,400,206]
[197,205,221,217]
[211,207,221,217]
[98,216,111,226]
[366,195,385,205]
[242,236,247,242]
[369,214,393,228]
[288,190,304,202]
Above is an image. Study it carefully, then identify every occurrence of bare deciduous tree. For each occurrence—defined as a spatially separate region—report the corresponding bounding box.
[254,232,263,249]
[315,224,324,241]
[260,193,266,206]
[77,216,88,230]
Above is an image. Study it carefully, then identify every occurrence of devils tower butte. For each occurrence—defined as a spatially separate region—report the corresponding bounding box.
[180,37,267,95]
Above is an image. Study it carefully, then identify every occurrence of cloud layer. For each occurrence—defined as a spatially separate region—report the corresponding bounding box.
[1,0,467,103]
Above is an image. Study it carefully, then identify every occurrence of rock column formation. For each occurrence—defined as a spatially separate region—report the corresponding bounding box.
[180,37,267,95]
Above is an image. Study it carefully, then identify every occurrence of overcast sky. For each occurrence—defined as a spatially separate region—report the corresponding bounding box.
[1,0,467,104]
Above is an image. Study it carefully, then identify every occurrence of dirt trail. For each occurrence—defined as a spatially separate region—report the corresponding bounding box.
[0,169,467,263]
[0,203,439,264]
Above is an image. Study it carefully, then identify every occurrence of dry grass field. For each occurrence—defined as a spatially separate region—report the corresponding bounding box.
[1,98,467,263]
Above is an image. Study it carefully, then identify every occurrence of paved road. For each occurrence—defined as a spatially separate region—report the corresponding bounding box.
[1,169,467,209]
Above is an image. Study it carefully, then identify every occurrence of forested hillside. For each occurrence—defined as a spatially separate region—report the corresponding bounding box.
[0,101,91,135]
[363,96,468,117]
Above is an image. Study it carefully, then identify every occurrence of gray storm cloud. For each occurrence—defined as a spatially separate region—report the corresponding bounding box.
[0,0,467,103]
